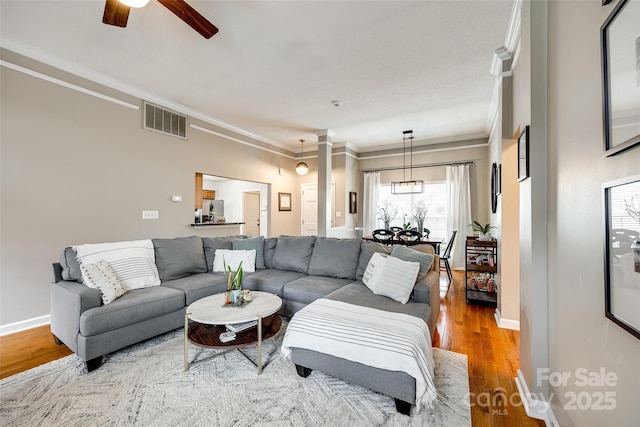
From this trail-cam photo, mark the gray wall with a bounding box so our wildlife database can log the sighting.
[0,51,301,326]
[517,1,640,425]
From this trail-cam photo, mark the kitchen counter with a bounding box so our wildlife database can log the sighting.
[190,222,245,227]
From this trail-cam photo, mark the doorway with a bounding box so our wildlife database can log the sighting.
[242,191,261,237]
[301,182,336,236]
[301,184,317,236]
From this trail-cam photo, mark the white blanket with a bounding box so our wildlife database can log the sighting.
[74,239,160,291]
[281,299,437,410]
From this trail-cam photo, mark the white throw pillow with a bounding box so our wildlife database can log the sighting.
[213,249,256,273]
[80,259,126,305]
[375,256,421,304]
[74,239,160,291]
[362,252,388,293]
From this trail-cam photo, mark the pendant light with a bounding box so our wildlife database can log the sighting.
[391,130,423,194]
[296,139,309,175]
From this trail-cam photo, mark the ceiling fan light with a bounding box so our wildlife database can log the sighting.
[119,0,150,8]
[296,162,309,176]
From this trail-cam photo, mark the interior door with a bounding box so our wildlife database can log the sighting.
[301,184,317,236]
[242,191,261,237]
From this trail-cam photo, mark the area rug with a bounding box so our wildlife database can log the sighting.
[0,327,470,426]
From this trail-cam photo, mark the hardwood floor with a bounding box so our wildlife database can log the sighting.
[434,271,544,427]
[0,270,543,426]
[0,323,72,379]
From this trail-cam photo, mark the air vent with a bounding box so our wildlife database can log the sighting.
[143,101,187,139]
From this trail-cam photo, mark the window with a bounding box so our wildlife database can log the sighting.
[377,181,447,238]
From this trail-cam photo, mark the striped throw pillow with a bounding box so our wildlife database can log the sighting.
[375,256,420,304]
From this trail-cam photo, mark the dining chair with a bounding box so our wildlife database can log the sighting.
[440,230,457,286]
[395,229,423,246]
[372,229,395,245]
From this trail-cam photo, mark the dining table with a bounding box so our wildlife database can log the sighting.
[362,235,444,255]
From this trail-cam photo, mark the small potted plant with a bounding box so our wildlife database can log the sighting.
[223,258,244,304]
[470,221,496,241]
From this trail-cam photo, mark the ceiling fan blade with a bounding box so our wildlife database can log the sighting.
[157,0,218,39]
[102,0,130,27]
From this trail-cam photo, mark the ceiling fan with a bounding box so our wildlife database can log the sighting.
[102,0,218,39]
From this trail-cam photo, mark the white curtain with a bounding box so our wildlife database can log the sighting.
[362,171,380,237]
[446,164,472,270]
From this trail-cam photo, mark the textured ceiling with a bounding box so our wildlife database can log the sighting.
[0,0,514,151]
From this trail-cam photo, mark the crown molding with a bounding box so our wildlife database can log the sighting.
[0,59,140,110]
[358,139,489,160]
[0,36,292,152]
[190,124,296,160]
[505,0,523,55]
[315,129,336,138]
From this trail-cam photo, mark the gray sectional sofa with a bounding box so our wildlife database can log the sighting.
[51,234,440,410]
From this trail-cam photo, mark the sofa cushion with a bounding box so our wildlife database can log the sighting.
[263,237,278,268]
[152,236,207,281]
[390,245,435,282]
[284,276,353,305]
[325,282,431,322]
[203,235,246,271]
[162,272,228,305]
[308,237,361,279]
[356,240,393,280]
[271,236,316,274]
[79,286,184,336]
[242,269,306,296]
[60,247,83,282]
[233,236,265,269]
[80,259,126,305]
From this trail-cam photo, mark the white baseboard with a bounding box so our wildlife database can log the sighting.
[494,309,520,330]
[515,369,559,427]
[0,314,50,336]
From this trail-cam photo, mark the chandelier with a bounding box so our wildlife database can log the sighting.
[391,130,424,194]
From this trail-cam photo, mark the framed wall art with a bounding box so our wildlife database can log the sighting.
[601,0,640,156]
[517,126,530,182]
[603,174,640,339]
[349,192,357,214]
[491,163,499,214]
[278,192,291,211]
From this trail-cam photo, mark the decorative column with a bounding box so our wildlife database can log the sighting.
[316,130,334,236]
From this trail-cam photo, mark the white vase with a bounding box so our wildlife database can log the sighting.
[478,233,491,241]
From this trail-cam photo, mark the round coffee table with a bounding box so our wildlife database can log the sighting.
[183,291,282,374]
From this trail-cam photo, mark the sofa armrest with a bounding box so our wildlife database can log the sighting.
[430,254,440,273]
[50,280,101,353]
[412,270,440,336]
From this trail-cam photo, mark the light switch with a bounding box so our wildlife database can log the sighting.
[171,195,183,203]
[142,210,159,219]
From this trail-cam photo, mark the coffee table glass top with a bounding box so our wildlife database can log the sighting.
[187,291,282,325]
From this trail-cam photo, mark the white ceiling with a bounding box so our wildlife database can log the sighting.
[0,0,514,152]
